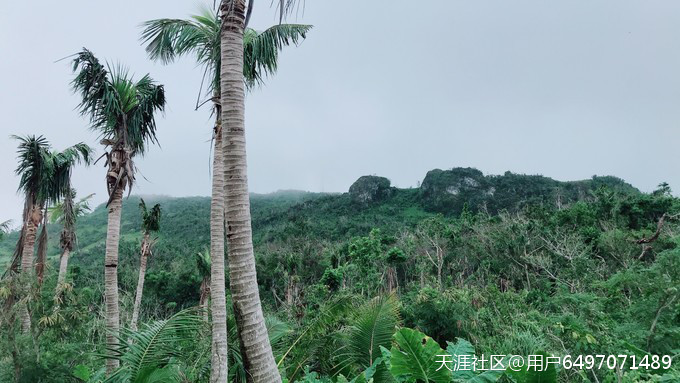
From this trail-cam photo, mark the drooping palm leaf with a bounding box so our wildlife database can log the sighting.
[105,308,205,383]
[243,23,312,89]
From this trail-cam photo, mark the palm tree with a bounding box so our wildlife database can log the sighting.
[70,49,166,374]
[12,135,91,331]
[130,199,161,332]
[0,220,10,241]
[141,10,309,383]
[195,248,212,321]
[218,1,306,380]
[49,191,94,292]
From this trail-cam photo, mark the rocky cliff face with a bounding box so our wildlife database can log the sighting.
[349,176,393,204]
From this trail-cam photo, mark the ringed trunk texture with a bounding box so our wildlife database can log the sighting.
[19,205,42,332]
[210,120,229,383]
[104,188,124,374]
[56,248,71,288]
[130,233,150,332]
[221,2,281,381]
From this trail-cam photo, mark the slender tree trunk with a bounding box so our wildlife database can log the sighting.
[35,214,48,287]
[104,188,124,374]
[20,204,41,332]
[221,2,281,381]
[56,248,71,288]
[210,119,229,383]
[130,233,150,332]
[200,277,211,322]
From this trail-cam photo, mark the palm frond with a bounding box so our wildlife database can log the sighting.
[71,49,165,156]
[243,23,312,88]
[12,135,53,203]
[107,308,205,382]
[141,8,220,97]
[140,199,162,233]
[333,295,400,379]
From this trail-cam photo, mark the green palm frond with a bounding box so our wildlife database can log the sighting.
[106,308,205,383]
[49,191,93,224]
[243,23,312,89]
[279,296,354,381]
[334,295,400,380]
[12,135,54,203]
[141,7,220,97]
[71,48,165,156]
[141,8,311,99]
[139,199,162,233]
[13,135,92,205]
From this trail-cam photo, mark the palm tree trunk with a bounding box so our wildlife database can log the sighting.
[130,233,150,332]
[210,119,229,383]
[19,204,42,332]
[221,2,281,381]
[56,248,71,288]
[104,187,124,374]
[200,277,211,322]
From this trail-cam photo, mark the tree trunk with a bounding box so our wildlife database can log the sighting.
[19,204,42,332]
[104,188,124,374]
[56,248,71,288]
[221,2,281,381]
[210,119,229,383]
[200,277,211,322]
[130,233,150,332]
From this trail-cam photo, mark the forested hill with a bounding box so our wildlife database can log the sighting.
[0,167,640,270]
[2,167,678,382]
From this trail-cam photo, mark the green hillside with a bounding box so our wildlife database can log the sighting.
[2,168,678,382]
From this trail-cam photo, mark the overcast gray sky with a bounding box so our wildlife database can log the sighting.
[1,1,679,224]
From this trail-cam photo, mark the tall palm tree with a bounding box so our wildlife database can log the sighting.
[219,0,305,380]
[141,10,309,383]
[70,49,166,374]
[130,199,161,332]
[49,191,94,292]
[12,135,91,332]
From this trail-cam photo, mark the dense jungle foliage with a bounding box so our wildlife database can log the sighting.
[1,168,679,382]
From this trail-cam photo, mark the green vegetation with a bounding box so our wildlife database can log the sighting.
[1,169,678,382]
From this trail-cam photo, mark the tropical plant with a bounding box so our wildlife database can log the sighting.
[0,220,10,241]
[334,295,400,382]
[103,307,206,383]
[130,199,161,331]
[386,328,451,383]
[71,49,166,374]
[49,191,94,292]
[11,135,91,332]
[141,7,310,382]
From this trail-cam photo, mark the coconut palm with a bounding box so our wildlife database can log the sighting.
[141,9,309,383]
[130,199,161,332]
[12,135,91,332]
[49,191,94,292]
[218,1,305,380]
[70,49,166,374]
